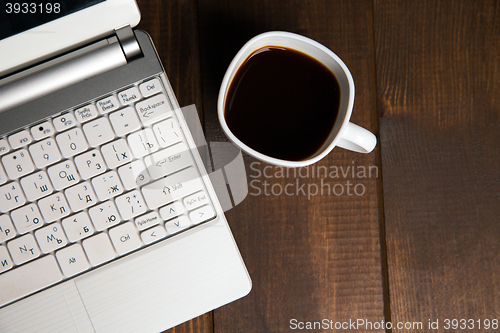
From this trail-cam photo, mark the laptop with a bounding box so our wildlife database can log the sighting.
[0,1,251,332]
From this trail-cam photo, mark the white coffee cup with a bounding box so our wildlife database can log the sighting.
[218,31,377,167]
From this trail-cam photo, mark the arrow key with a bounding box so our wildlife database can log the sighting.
[159,201,184,221]
[189,205,216,225]
[141,225,167,245]
[165,216,191,235]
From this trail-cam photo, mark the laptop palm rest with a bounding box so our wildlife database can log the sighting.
[0,218,251,333]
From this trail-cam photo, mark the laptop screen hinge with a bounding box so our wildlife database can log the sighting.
[115,25,143,61]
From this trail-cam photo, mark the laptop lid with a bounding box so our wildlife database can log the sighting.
[0,0,141,78]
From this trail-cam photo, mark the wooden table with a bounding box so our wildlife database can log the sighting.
[136,1,500,332]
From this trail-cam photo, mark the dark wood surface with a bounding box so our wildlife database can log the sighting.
[375,1,500,332]
[136,0,500,332]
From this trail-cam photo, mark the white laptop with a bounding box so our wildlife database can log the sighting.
[0,1,251,332]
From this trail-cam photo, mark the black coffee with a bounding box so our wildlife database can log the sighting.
[224,46,341,161]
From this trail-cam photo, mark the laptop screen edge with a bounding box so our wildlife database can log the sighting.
[0,0,141,78]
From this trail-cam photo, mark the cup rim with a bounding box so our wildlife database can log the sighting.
[217,31,355,167]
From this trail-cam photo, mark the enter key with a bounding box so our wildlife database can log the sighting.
[144,142,193,179]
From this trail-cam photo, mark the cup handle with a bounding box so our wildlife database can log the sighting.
[336,122,377,153]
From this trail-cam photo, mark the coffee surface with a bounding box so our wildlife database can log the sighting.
[224,46,341,161]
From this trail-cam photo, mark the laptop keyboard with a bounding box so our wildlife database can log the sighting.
[0,76,216,307]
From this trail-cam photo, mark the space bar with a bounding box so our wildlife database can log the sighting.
[0,255,63,307]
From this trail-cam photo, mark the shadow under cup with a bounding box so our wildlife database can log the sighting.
[218,32,355,167]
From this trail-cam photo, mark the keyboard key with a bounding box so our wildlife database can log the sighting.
[28,138,62,168]
[144,142,193,180]
[38,193,71,223]
[101,139,133,169]
[115,190,147,220]
[56,128,88,158]
[183,191,209,211]
[7,234,40,265]
[117,160,150,190]
[109,107,141,137]
[74,104,98,123]
[8,130,32,149]
[117,86,141,106]
[11,204,44,235]
[88,201,121,231]
[53,113,77,132]
[134,211,160,231]
[0,215,16,243]
[0,139,11,156]
[159,201,184,221]
[0,76,217,308]
[96,95,120,114]
[0,246,13,273]
[82,233,116,266]
[140,225,167,245]
[2,149,34,180]
[0,182,26,213]
[56,244,90,277]
[109,222,142,255]
[47,160,80,190]
[31,121,55,140]
[62,212,95,242]
[153,118,182,148]
[74,149,107,179]
[189,205,216,225]
[142,167,204,209]
[20,171,53,201]
[34,223,68,254]
[64,182,97,212]
[165,216,191,235]
[127,128,159,158]
[135,94,172,126]
[139,78,161,97]
[0,255,62,307]
[91,171,124,201]
[0,163,7,185]
[82,117,115,147]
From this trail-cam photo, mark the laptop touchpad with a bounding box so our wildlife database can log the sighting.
[75,225,250,333]
[0,281,94,333]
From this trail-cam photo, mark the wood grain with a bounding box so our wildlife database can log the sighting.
[374,0,500,331]
[196,0,386,332]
